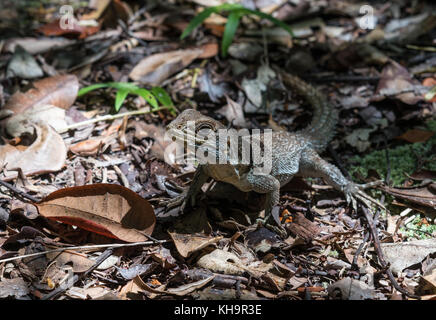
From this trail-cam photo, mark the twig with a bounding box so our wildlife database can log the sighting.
[61,106,170,132]
[352,231,370,270]
[353,205,382,270]
[361,206,420,299]
[0,179,38,202]
[0,240,168,264]
[305,75,380,83]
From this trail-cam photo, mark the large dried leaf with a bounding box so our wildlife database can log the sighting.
[46,251,94,273]
[129,44,217,86]
[5,104,68,136]
[381,238,436,274]
[3,37,75,55]
[129,49,202,85]
[0,123,67,181]
[169,231,223,258]
[328,278,375,300]
[381,185,436,209]
[4,75,79,115]
[37,19,99,39]
[374,61,421,105]
[35,184,156,242]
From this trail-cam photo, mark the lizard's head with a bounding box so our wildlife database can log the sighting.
[166,109,225,147]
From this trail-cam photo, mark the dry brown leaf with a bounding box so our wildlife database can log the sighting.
[397,129,435,143]
[169,231,223,258]
[69,139,103,156]
[69,119,122,156]
[197,43,219,58]
[217,95,246,127]
[37,19,100,39]
[419,268,436,295]
[0,123,67,181]
[381,185,436,209]
[381,238,436,274]
[5,104,68,136]
[3,75,79,115]
[35,183,156,242]
[374,61,421,105]
[136,274,215,297]
[119,277,147,300]
[129,49,202,85]
[129,44,217,85]
[3,37,75,55]
[46,251,94,273]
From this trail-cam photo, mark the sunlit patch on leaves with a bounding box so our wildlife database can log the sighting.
[424,85,436,102]
[78,82,176,114]
[181,4,293,57]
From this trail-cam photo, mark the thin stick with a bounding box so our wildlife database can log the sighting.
[0,240,169,264]
[60,106,170,132]
[361,206,420,299]
[0,179,38,202]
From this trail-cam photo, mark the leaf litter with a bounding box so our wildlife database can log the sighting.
[0,0,435,301]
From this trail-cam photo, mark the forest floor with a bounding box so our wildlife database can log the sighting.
[0,0,435,300]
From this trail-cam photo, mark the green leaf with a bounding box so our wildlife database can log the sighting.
[181,7,217,39]
[133,88,159,109]
[151,87,173,107]
[180,3,245,39]
[221,11,241,57]
[114,89,129,112]
[77,83,110,96]
[107,82,140,91]
[239,8,294,37]
[78,81,174,114]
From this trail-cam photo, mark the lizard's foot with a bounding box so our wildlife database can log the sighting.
[344,180,385,211]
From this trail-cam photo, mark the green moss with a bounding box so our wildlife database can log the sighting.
[400,216,436,240]
[349,120,436,186]
[328,250,339,258]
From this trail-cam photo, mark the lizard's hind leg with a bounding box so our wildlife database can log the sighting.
[299,148,385,211]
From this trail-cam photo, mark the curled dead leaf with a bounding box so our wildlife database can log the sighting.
[129,44,217,85]
[3,75,79,115]
[35,184,156,242]
[0,123,67,181]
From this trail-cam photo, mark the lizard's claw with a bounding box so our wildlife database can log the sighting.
[344,180,385,211]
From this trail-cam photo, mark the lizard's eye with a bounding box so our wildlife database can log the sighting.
[196,123,213,132]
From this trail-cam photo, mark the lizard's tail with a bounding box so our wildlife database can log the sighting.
[279,71,338,152]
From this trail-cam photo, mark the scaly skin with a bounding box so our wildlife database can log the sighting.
[164,70,384,225]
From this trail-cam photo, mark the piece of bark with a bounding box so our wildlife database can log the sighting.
[286,212,320,241]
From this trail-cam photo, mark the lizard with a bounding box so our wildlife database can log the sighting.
[164,69,384,227]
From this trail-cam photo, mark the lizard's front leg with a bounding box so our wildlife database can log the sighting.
[163,165,209,212]
[299,148,384,210]
[241,170,281,224]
